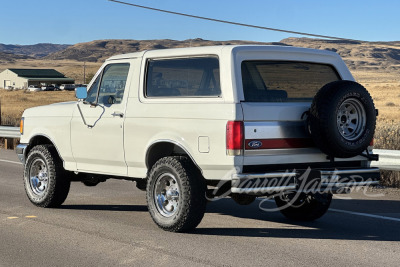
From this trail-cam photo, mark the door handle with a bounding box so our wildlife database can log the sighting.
[111,111,124,118]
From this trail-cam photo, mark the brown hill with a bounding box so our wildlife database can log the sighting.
[2,38,399,75]
[0,43,70,58]
[0,51,31,63]
[280,38,400,72]
[44,38,284,62]
[43,38,400,74]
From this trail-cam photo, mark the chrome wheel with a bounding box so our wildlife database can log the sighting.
[154,173,180,217]
[24,145,70,208]
[336,98,366,141]
[29,158,48,196]
[147,157,207,232]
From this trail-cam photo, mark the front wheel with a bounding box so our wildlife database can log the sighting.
[274,192,332,221]
[23,145,70,208]
[146,156,207,232]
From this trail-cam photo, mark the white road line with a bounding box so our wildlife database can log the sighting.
[0,159,22,165]
[329,208,400,223]
[261,198,400,223]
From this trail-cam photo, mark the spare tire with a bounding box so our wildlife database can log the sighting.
[309,80,376,158]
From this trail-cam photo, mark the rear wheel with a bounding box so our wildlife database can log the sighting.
[274,192,332,221]
[23,145,70,208]
[146,156,207,232]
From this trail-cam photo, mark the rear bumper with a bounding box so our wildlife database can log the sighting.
[231,167,380,195]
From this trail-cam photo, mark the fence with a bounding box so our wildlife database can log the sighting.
[371,149,400,171]
[0,126,20,138]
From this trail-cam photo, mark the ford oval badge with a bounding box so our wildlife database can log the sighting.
[248,140,263,149]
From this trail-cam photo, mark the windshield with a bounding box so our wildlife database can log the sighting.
[241,61,341,102]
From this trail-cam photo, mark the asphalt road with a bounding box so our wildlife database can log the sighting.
[0,149,399,267]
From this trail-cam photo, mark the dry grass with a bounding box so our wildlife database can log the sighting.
[353,73,400,187]
[0,60,99,126]
[373,118,400,187]
[380,170,400,188]
[0,89,76,125]
[374,117,400,150]
[356,81,400,151]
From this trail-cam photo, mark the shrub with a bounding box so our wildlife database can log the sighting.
[374,119,400,150]
[380,170,400,188]
[385,102,396,107]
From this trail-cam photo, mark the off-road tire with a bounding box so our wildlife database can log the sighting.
[275,192,332,221]
[23,145,70,208]
[146,156,207,232]
[309,80,376,158]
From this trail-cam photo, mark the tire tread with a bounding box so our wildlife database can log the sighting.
[24,144,70,208]
[146,156,207,232]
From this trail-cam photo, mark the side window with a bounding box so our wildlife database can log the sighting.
[85,75,101,103]
[98,63,130,104]
[146,57,220,97]
[86,63,130,105]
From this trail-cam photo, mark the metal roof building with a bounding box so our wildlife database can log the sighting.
[0,68,74,89]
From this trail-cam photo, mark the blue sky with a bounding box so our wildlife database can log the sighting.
[1,0,398,45]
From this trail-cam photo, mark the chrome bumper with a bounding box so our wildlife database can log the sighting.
[231,168,380,195]
[16,144,28,164]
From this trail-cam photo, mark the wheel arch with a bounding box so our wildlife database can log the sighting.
[26,134,64,163]
[145,140,202,174]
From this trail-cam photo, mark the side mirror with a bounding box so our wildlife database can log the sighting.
[75,87,88,100]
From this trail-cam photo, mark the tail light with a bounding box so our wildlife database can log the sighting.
[369,138,374,147]
[226,121,243,156]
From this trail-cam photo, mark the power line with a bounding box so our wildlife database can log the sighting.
[108,0,363,42]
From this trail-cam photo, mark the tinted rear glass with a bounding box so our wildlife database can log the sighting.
[241,61,341,102]
[146,57,220,97]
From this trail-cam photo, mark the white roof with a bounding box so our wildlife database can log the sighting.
[106,45,338,61]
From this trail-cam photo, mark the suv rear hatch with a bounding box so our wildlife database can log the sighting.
[230,59,379,194]
[240,60,348,166]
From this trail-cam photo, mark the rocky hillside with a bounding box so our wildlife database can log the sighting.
[0,43,70,58]
[43,38,279,62]
[281,38,400,72]
[1,38,400,73]
[44,38,400,73]
[0,51,32,64]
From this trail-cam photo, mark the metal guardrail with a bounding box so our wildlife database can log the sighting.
[372,149,400,171]
[0,127,398,171]
[0,126,20,138]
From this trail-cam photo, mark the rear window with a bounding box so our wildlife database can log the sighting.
[241,61,341,102]
[146,57,220,97]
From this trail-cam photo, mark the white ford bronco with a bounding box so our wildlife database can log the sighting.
[17,45,380,232]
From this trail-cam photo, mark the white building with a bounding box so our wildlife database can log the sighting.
[0,69,74,89]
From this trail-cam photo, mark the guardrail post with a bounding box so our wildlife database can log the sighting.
[4,138,11,149]
[3,138,18,150]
